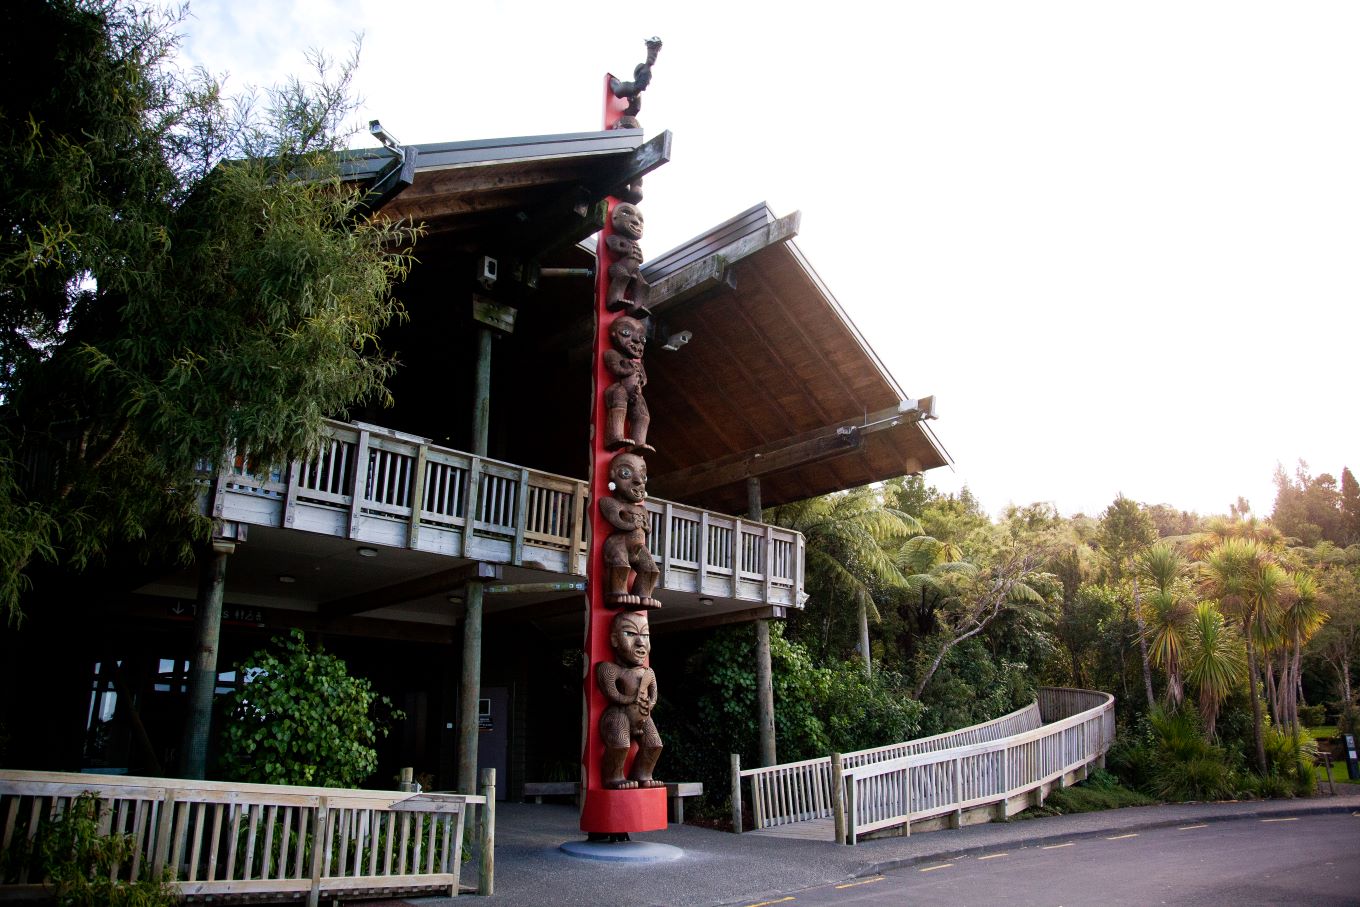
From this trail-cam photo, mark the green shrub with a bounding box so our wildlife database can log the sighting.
[1299,703,1327,728]
[216,630,401,788]
[1338,702,1360,739]
[34,793,177,906]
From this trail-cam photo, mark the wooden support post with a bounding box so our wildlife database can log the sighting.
[306,798,329,907]
[180,540,231,779]
[472,327,493,457]
[457,580,486,794]
[730,754,743,834]
[830,753,846,846]
[755,620,776,767]
[478,768,496,896]
[750,476,777,767]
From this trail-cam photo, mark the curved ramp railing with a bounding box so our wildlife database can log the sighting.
[730,687,1114,841]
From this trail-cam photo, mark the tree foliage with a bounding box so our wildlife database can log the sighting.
[0,0,417,622]
[216,631,400,788]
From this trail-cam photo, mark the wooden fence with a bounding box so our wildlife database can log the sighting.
[0,770,496,903]
[731,687,1114,841]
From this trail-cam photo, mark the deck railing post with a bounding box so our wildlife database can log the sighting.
[478,768,496,896]
[730,754,743,834]
[830,753,846,845]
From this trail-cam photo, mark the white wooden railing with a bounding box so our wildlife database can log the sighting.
[734,700,1043,831]
[208,419,805,608]
[0,770,494,903]
[732,687,1114,842]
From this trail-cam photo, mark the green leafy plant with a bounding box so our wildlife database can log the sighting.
[33,793,176,906]
[216,631,402,788]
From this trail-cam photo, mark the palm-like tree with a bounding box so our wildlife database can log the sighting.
[1137,543,1193,707]
[1199,537,1286,771]
[767,486,922,674]
[1184,601,1247,738]
[1273,570,1325,733]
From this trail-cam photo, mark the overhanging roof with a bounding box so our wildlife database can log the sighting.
[640,203,950,513]
[344,128,670,255]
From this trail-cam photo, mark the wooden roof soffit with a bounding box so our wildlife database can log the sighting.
[647,210,801,315]
[319,561,503,619]
[513,131,673,259]
[654,605,789,634]
[650,398,937,501]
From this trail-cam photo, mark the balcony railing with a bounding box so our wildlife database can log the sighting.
[207,420,805,609]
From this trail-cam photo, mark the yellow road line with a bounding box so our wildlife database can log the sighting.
[835,877,885,890]
[919,863,954,873]
[1106,833,1138,840]
[976,852,1009,860]
[743,898,794,907]
[1260,817,1299,823]
[1178,824,1208,830]
[1042,842,1075,850]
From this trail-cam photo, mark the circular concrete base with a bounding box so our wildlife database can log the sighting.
[559,840,684,863]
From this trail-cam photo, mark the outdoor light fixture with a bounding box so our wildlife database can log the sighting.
[356,547,379,558]
[446,592,464,604]
[369,119,402,153]
[661,330,692,352]
[898,395,937,421]
[698,596,714,606]
[276,574,297,584]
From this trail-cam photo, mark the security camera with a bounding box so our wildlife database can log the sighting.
[661,330,692,351]
[478,256,498,289]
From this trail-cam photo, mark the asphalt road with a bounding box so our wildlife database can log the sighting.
[759,812,1360,907]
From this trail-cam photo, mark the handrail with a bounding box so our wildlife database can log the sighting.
[209,419,806,609]
[840,688,1114,843]
[0,770,494,903]
[736,700,1043,830]
[732,687,1114,837]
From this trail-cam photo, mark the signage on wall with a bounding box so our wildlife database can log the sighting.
[478,698,493,732]
[166,602,267,627]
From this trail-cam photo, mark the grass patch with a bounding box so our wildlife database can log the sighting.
[1307,725,1338,741]
[1008,769,1155,820]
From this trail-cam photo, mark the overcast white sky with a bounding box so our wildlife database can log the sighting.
[178,0,1358,520]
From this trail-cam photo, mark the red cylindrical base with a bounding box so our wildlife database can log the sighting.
[579,787,667,835]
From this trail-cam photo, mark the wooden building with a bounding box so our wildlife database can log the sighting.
[0,125,948,796]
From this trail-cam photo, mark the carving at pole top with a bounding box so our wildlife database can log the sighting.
[597,610,663,789]
[610,38,660,204]
[610,37,662,119]
[600,451,661,610]
[605,203,650,318]
[604,315,653,454]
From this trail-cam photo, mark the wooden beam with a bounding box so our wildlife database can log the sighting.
[318,562,502,618]
[650,403,925,502]
[646,211,801,314]
[651,428,862,501]
[591,130,672,199]
[654,605,788,635]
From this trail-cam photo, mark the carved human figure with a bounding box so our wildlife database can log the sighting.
[603,315,653,453]
[599,452,660,609]
[597,610,663,789]
[605,203,650,318]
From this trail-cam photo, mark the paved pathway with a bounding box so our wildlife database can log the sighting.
[356,792,1360,907]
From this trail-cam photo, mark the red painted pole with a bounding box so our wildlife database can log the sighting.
[579,74,667,835]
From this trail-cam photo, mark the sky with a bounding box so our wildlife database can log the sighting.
[177,0,1358,520]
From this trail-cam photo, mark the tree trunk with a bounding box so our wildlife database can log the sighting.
[180,543,229,779]
[1133,577,1155,707]
[1245,628,1268,774]
[1264,660,1280,725]
[857,594,871,677]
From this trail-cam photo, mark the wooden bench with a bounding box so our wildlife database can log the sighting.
[521,781,703,822]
